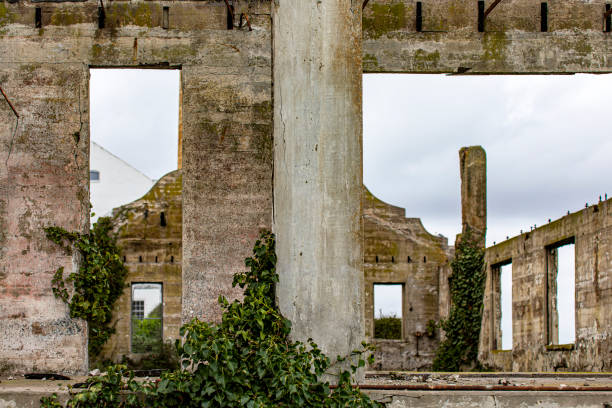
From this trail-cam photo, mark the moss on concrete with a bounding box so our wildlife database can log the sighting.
[482,31,508,65]
[106,3,156,28]
[414,49,440,70]
[49,9,87,26]
[0,2,15,28]
[363,3,406,40]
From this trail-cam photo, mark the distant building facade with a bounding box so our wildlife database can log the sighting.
[90,142,155,222]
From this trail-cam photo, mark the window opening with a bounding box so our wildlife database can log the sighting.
[131,283,162,353]
[547,239,576,345]
[89,69,180,222]
[373,284,403,339]
[500,262,513,350]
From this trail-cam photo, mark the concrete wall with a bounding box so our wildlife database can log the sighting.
[272,0,364,377]
[363,186,452,370]
[363,0,612,74]
[480,199,612,372]
[100,170,182,363]
[458,146,486,246]
[3,0,612,375]
[0,0,272,374]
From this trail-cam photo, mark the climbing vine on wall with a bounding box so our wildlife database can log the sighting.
[44,217,128,357]
[41,231,383,408]
[432,229,486,372]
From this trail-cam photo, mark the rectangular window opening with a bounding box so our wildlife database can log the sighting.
[373,283,403,340]
[89,68,181,221]
[500,262,513,350]
[546,239,576,345]
[131,283,163,353]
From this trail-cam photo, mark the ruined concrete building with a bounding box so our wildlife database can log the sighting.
[100,170,182,362]
[480,198,612,372]
[363,186,453,370]
[2,0,612,377]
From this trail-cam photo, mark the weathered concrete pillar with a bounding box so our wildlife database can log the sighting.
[459,146,487,246]
[272,0,364,377]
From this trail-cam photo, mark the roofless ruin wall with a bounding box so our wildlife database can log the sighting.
[0,0,272,374]
[1,0,612,374]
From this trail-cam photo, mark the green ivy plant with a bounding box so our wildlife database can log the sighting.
[44,217,128,357]
[432,229,486,371]
[42,231,383,408]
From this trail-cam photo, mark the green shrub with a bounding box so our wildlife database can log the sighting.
[42,232,383,408]
[373,316,401,339]
[44,217,129,357]
[432,229,486,371]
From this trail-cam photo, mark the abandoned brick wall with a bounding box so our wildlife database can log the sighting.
[480,200,612,372]
[0,0,272,374]
[363,0,612,74]
[363,186,452,371]
[99,170,182,363]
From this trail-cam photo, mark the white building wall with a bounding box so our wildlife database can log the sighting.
[90,142,155,222]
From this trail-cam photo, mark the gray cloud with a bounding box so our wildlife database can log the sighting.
[364,73,612,246]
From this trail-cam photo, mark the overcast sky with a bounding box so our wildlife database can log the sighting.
[366,74,607,345]
[91,70,605,347]
[90,69,180,180]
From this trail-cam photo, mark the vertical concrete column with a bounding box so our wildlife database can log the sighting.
[272,0,364,377]
[459,146,487,246]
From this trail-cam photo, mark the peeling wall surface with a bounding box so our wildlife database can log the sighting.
[2,0,612,375]
[0,0,272,374]
[480,201,612,372]
[100,170,182,363]
[363,186,452,370]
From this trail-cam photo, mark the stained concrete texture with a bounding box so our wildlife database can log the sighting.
[458,146,486,246]
[272,0,364,379]
[3,0,612,377]
[0,0,272,374]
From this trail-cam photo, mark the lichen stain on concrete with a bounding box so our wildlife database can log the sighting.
[363,3,406,40]
[482,32,508,66]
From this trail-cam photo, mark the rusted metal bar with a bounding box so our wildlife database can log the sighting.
[484,0,506,17]
[240,13,252,31]
[331,384,612,392]
[362,0,370,10]
[223,0,234,29]
[0,86,19,118]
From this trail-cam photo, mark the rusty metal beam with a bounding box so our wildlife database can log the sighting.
[0,86,19,118]
[223,0,234,29]
[239,13,252,31]
[484,0,506,17]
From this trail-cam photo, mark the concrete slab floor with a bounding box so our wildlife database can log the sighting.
[0,372,611,407]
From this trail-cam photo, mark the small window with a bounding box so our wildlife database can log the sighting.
[547,240,576,345]
[131,283,162,353]
[90,170,100,182]
[373,284,403,339]
[500,263,513,350]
